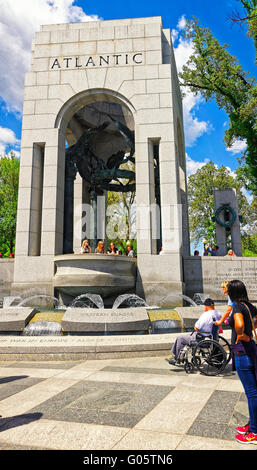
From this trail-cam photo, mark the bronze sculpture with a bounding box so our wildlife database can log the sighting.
[63,116,135,253]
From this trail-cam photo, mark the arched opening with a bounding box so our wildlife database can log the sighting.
[55,89,136,257]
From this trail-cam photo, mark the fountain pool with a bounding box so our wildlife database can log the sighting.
[0,292,192,336]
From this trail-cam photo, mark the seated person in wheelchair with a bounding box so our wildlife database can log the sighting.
[167,298,222,365]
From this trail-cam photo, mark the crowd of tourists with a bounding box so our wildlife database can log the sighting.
[194,243,237,257]
[80,239,135,257]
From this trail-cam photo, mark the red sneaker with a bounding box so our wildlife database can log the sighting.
[236,432,257,444]
[236,423,250,435]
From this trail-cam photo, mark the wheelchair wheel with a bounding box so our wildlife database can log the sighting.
[184,362,194,374]
[192,356,201,367]
[218,335,231,365]
[193,339,227,376]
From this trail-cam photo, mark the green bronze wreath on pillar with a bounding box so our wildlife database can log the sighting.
[215,205,237,228]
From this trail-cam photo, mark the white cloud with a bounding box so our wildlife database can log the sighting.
[242,187,253,204]
[186,153,210,176]
[225,160,253,203]
[173,37,194,74]
[0,0,99,113]
[182,92,211,146]
[226,166,236,178]
[172,17,211,147]
[171,28,179,43]
[226,139,247,155]
[177,15,187,31]
[0,127,18,145]
[0,126,20,156]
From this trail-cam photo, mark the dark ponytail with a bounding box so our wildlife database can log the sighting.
[227,280,249,303]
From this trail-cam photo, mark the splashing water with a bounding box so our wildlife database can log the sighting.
[17,295,60,308]
[3,296,22,308]
[150,319,182,334]
[192,293,209,305]
[2,289,205,336]
[69,293,104,309]
[22,321,62,336]
[157,293,197,307]
[178,294,197,306]
[112,294,148,309]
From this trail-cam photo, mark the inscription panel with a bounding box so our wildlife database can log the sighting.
[50,53,144,69]
[184,258,257,301]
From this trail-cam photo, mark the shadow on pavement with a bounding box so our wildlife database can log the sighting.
[0,413,43,432]
[0,376,28,384]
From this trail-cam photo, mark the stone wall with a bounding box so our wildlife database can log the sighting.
[0,260,14,301]
[3,256,257,306]
[183,256,257,302]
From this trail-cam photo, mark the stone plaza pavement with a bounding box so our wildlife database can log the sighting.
[0,353,255,451]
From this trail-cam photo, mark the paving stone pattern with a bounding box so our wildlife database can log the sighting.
[0,376,44,401]
[0,357,253,450]
[188,390,247,441]
[28,381,174,428]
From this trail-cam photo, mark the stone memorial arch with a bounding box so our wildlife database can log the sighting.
[12,16,190,306]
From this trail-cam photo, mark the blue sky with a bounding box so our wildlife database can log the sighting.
[0,0,255,178]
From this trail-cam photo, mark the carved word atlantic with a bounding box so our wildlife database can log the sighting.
[51,53,144,69]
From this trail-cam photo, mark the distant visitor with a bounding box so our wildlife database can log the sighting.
[81,239,92,254]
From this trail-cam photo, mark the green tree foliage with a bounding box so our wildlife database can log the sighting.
[242,195,257,234]
[179,11,257,194]
[188,161,250,247]
[106,158,136,247]
[232,1,257,59]
[240,194,257,255]
[0,153,20,256]
[242,234,257,256]
[245,0,257,54]
[106,190,136,250]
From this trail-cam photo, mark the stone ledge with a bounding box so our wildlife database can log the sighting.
[0,305,232,360]
[0,329,231,361]
[0,308,39,331]
[61,307,150,332]
[0,332,173,360]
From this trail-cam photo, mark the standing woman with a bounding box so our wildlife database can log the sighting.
[227,280,257,444]
[215,281,236,328]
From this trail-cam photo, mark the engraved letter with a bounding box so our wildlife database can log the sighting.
[113,54,122,65]
[85,56,96,67]
[63,57,73,68]
[99,55,110,66]
[133,53,143,64]
[51,58,61,69]
[75,57,82,68]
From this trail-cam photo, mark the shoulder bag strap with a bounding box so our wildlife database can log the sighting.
[241,303,257,343]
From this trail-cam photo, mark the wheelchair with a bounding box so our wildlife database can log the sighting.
[172,329,231,376]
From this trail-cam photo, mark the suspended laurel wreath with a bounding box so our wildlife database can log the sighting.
[215,205,237,228]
